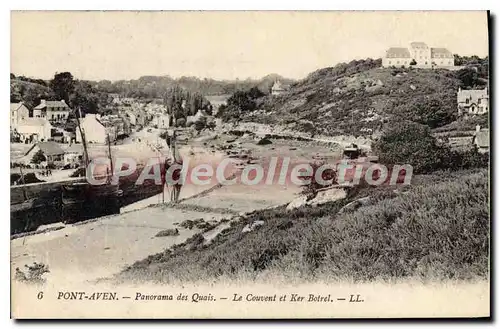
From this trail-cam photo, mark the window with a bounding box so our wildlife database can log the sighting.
[388,61,391,65]
[397,61,400,64]
[425,62,428,65]
[466,99,469,104]
[478,99,481,104]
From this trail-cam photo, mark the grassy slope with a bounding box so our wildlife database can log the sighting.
[119,169,489,284]
[244,60,461,136]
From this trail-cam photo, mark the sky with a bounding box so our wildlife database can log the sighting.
[11,11,489,81]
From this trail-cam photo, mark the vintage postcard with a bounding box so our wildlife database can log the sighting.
[10,11,490,319]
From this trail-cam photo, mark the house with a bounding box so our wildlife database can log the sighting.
[271,80,289,96]
[33,99,70,123]
[153,113,171,128]
[23,141,65,167]
[63,144,84,168]
[382,42,455,69]
[186,110,206,126]
[16,118,52,143]
[10,102,30,129]
[76,114,110,144]
[473,125,489,154]
[457,87,489,115]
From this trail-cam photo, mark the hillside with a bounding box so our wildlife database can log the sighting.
[119,169,488,284]
[228,58,481,137]
[10,78,55,108]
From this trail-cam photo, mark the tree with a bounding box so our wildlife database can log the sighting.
[395,95,455,128]
[372,120,449,174]
[31,150,46,164]
[456,68,486,89]
[69,81,100,114]
[49,72,75,103]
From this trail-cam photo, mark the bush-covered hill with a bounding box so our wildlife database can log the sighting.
[10,78,55,108]
[119,169,488,284]
[222,58,488,137]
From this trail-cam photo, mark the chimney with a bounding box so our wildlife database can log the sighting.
[61,99,66,104]
[40,99,46,105]
[476,125,481,133]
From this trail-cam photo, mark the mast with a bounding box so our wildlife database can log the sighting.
[107,133,114,180]
[76,107,90,168]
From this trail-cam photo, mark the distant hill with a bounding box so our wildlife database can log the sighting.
[230,58,488,137]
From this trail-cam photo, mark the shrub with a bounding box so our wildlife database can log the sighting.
[373,120,448,173]
[175,118,186,127]
[15,262,50,285]
[31,150,46,164]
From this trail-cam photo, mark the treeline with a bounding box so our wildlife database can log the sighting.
[11,72,111,115]
[89,74,295,99]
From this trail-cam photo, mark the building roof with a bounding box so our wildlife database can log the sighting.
[64,144,84,154]
[18,118,51,127]
[34,100,69,110]
[385,47,411,58]
[410,42,428,49]
[25,141,65,156]
[431,48,453,58]
[475,130,489,148]
[457,88,489,104]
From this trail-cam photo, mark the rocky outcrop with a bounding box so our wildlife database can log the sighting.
[287,187,347,210]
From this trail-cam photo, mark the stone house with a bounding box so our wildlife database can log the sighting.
[23,141,65,167]
[33,99,70,123]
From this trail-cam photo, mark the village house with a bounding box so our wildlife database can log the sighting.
[22,141,65,167]
[33,99,70,123]
[186,109,207,126]
[10,102,30,129]
[63,144,84,168]
[16,118,53,143]
[271,80,290,96]
[382,42,455,69]
[76,114,113,144]
[153,113,171,129]
[124,110,137,126]
[457,87,489,116]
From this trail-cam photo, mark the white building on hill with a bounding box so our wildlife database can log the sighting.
[10,102,30,129]
[457,87,489,116]
[271,80,289,96]
[382,42,455,69]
